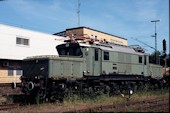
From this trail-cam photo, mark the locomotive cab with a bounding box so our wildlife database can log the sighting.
[57,43,83,57]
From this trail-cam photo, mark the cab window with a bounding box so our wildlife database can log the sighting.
[95,49,99,61]
[139,56,142,63]
[104,51,109,60]
[57,43,83,57]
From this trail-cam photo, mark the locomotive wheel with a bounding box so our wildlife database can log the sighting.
[88,87,94,97]
[83,87,95,97]
[110,83,120,95]
[82,87,88,96]
[104,85,111,95]
[119,82,133,96]
[35,90,46,104]
[48,92,64,103]
[136,82,144,90]
[64,87,74,98]
[82,87,94,97]
[143,82,154,91]
[48,83,66,102]
[129,83,137,92]
[94,85,104,95]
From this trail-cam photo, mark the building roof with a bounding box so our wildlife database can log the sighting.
[53,26,127,40]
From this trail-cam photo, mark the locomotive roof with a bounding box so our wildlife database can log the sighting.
[26,42,147,60]
[79,42,147,56]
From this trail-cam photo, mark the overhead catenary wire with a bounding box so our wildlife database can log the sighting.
[131,37,155,50]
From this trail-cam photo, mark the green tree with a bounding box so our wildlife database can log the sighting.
[149,51,161,64]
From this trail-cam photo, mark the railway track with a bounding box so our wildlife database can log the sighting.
[0,104,19,111]
[0,93,168,112]
[70,97,169,112]
[0,83,12,87]
[135,98,169,112]
[0,83,21,95]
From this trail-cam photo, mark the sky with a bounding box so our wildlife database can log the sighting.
[0,0,169,54]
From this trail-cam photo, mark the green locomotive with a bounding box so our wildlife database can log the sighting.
[13,41,165,102]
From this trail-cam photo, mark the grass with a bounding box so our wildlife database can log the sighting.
[62,88,169,111]
[9,88,169,112]
[133,87,169,98]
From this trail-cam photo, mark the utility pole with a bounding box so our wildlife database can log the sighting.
[163,39,167,67]
[77,0,81,27]
[151,20,160,64]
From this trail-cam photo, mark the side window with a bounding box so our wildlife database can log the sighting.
[16,37,29,46]
[104,51,109,60]
[95,49,98,61]
[139,56,142,63]
[8,69,14,76]
[23,39,29,45]
[144,56,147,65]
[16,38,21,44]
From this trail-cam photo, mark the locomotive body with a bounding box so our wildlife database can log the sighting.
[13,42,164,102]
[23,57,86,79]
[56,42,162,78]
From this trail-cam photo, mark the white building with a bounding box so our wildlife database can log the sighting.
[0,24,64,83]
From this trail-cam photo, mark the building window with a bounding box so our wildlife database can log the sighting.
[95,49,98,61]
[16,38,21,44]
[139,56,142,63]
[8,69,14,76]
[16,70,22,76]
[104,51,109,60]
[16,37,29,46]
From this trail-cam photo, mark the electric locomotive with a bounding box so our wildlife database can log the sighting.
[12,40,165,102]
